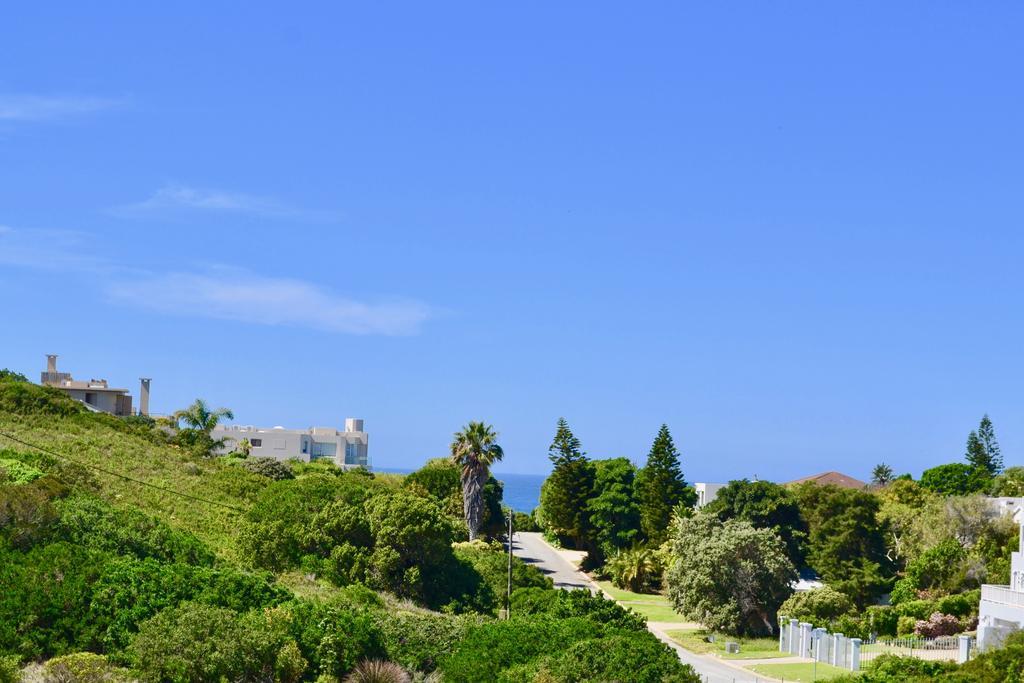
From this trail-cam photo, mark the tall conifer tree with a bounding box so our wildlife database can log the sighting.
[539,418,595,548]
[635,424,696,544]
[968,414,1002,476]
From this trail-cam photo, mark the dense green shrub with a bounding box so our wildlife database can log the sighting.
[0,457,44,484]
[0,655,18,683]
[440,615,693,683]
[919,463,990,496]
[532,632,700,683]
[439,616,603,682]
[831,654,957,682]
[778,586,855,627]
[0,541,106,659]
[241,456,296,481]
[88,556,289,652]
[277,600,386,679]
[0,379,84,417]
[43,652,131,682]
[374,610,478,673]
[864,605,899,637]
[0,474,66,548]
[510,587,646,631]
[511,510,539,532]
[128,603,275,682]
[53,495,215,565]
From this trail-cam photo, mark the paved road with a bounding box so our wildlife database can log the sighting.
[511,531,779,683]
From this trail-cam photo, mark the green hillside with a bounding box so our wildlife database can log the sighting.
[0,379,264,560]
[0,376,699,682]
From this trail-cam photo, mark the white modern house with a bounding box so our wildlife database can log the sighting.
[211,419,369,470]
[695,482,725,508]
[978,519,1024,650]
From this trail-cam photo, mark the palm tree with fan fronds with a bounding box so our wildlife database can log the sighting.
[450,421,504,540]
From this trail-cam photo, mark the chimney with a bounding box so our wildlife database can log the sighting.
[46,355,58,373]
[139,378,151,416]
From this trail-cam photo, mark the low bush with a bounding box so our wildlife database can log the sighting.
[0,458,44,484]
[897,615,918,636]
[43,652,131,683]
[0,655,18,683]
[914,612,962,637]
[831,654,957,682]
[375,610,477,673]
[778,586,855,627]
[532,632,700,683]
[241,456,296,481]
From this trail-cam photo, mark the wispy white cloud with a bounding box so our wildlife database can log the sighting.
[0,94,121,122]
[104,268,431,336]
[111,184,339,221]
[0,225,431,336]
[0,226,109,272]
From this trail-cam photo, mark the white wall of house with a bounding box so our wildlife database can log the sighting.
[211,422,369,470]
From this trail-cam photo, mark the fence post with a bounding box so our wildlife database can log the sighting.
[779,616,787,652]
[789,618,799,654]
[958,635,971,664]
[832,633,845,667]
[799,622,813,658]
[850,638,861,671]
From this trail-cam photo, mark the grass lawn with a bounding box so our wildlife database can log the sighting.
[748,662,853,681]
[666,628,790,660]
[596,581,667,603]
[595,581,692,623]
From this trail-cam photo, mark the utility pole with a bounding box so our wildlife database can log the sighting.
[506,508,514,619]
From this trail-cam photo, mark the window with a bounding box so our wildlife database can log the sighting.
[310,441,336,459]
[301,439,308,454]
[250,438,262,447]
[345,442,360,465]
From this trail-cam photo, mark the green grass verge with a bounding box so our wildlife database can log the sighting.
[748,662,854,681]
[666,628,791,660]
[595,581,667,603]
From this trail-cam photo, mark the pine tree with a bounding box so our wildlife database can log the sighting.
[635,424,696,544]
[871,463,894,486]
[977,415,1003,475]
[966,415,1002,476]
[538,418,595,548]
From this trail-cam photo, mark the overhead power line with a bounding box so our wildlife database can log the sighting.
[0,429,250,514]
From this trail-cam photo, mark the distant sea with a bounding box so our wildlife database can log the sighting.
[376,467,546,513]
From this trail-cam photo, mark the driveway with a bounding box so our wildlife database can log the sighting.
[511,531,780,683]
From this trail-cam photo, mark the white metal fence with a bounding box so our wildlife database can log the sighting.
[779,616,976,671]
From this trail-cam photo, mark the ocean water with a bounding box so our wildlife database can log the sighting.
[494,472,546,513]
[376,467,545,513]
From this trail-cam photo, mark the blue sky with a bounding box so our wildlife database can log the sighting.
[2,3,1023,478]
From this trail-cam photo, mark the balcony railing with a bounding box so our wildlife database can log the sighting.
[981,584,1024,607]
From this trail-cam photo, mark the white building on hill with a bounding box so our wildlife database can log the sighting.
[978,519,1024,650]
[212,419,369,470]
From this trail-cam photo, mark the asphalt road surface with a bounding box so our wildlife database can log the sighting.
[510,531,780,683]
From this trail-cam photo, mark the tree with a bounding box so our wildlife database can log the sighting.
[920,463,990,496]
[992,466,1024,496]
[449,422,504,540]
[172,398,234,432]
[171,399,234,457]
[778,586,855,627]
[635,425,696,544]
[871,464,895,487]
[665,515,796,636]
[605,545,664,593]
[538,419,595,549]
[587,458,642,559]
[704,479,807,568]
[968,414,1003,476]
[791,483,894,607]
[0,369,28,382]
